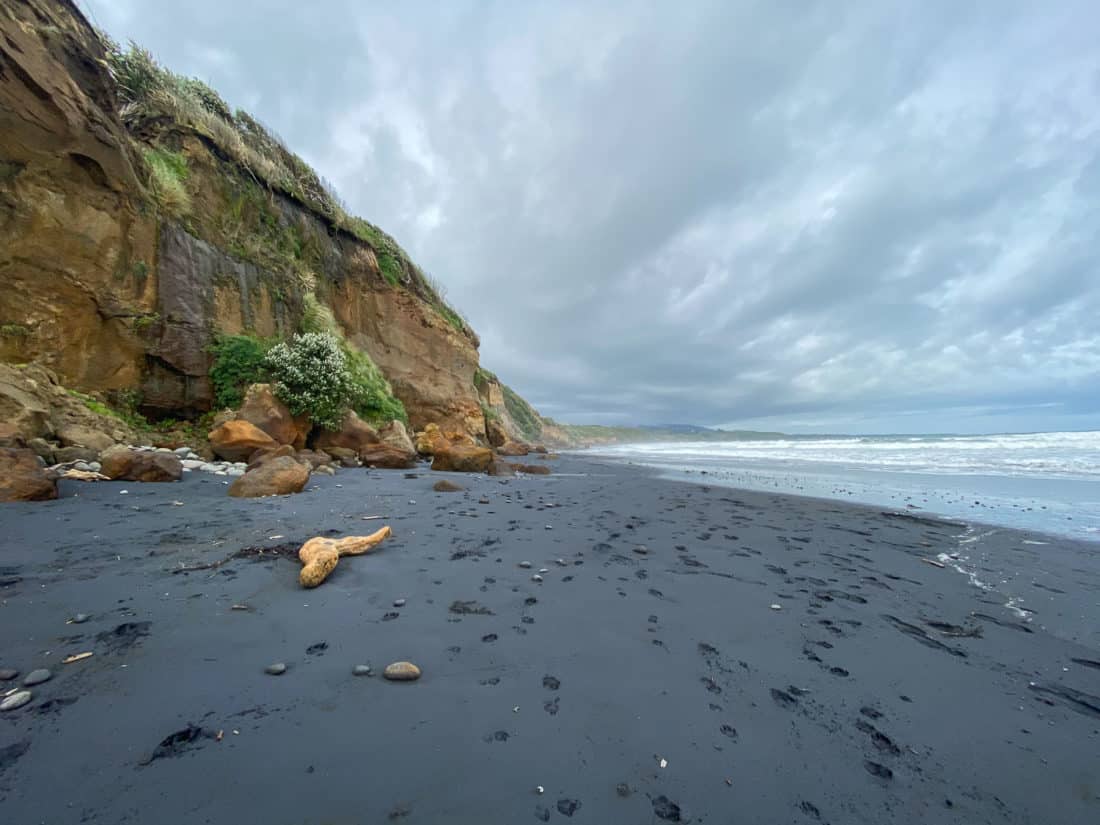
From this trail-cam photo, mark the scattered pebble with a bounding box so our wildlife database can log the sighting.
[70,613,89,624]
[23,668,51,687]
[1,690,33,712]
[536,785,545,795]
[519,561,532,569]
[770,604,783,610]
[265,663,287,676]
[383,661,421,681]
[531,574,543,583]
[538,568,549,574]
[352,665,372,677]
[0,669,18,681]
[393,598,407,607]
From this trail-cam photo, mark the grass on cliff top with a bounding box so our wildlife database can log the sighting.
[101,37,475,341]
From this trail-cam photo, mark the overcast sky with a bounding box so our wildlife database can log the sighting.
[82,0,1099,434]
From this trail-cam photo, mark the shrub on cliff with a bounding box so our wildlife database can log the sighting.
[209,335,271,409]
[300,294,407,425]
[263,332,354,430]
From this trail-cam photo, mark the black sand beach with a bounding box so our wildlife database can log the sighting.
[1,455,1098,824]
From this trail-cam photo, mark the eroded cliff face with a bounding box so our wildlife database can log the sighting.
[0,0,158,395]
[0,0,487,438]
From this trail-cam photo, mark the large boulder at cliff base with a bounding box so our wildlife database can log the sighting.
[312,411,380,453]
[54,445,100,464]
[228,455,310,498]
[431,444,493,473]
[99,446,182,482]
[236,384,310,448]
[321,446,360,467]
[488,459,517,477]
[378,420,416,455]
[296,449,335,469]
[0,447,59,502]
[56,424,115,453]
[208,420,278,462]
[496,441,531,456]
[358,443,417,469]
[246,444,296,470]
[415,423,447,455]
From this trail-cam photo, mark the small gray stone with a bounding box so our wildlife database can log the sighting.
[265,663,287,676]
[23,668,51,686]
[0,668,18,681]
[393,598,407,608]
[352,665,372,677]
[173,447,191,456]
[181,460,205,470]
[0,690,33,712]
[88,462,102,473]
[518,561,532,569]
[73,461,92,472]
[531,574,544,583]
[226,467,245,477]
[71,613,89,624]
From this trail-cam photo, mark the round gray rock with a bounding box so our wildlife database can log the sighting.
[0,668,18,681]
[71,613,89,624]
[23,668,51,686]
[393,598,407,608]
[0,690,32,712]
[265,663,287,676]
[352,665,372,677]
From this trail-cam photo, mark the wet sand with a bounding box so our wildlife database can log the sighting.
[1,455,1098,824]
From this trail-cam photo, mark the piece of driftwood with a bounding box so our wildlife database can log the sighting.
[298,526,392,588]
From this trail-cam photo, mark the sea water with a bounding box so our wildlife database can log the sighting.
[588,431,1100,540]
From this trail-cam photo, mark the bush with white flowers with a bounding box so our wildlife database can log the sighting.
[263,332,354,429]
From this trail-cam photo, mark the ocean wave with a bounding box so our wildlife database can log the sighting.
[593,431,1100,481]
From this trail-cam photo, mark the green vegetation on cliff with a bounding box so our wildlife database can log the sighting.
[299,295,407,425]
[100,38,473,339]
[502,383,543,441]
[142,147,190,216]
[208,334,271,409]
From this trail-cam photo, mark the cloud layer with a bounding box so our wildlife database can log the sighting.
[84,0,1100,432]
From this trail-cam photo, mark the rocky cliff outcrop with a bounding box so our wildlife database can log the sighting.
[0,0,503,441]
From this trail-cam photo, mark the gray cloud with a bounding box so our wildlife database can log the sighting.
[83,0,1100,433]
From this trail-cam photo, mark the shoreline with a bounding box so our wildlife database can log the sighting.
[2,454,1099,823]
[578,447,1100,543]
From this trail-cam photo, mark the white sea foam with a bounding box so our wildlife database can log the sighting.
[596,430,1100,480]
[586,430,1100,540]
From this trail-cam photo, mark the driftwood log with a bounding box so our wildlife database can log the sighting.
[298,526,392,587]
